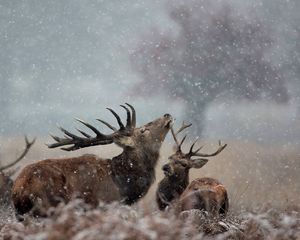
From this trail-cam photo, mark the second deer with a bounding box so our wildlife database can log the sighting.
[156,123,228,216]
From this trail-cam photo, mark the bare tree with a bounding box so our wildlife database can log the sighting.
[131,0,289,134]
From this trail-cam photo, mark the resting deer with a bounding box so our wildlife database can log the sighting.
[156,123,228,216]
[12,104,173,218]
[0,136,35,206]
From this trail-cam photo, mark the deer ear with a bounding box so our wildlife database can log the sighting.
[117,136,135,147]
[191,158,208,169]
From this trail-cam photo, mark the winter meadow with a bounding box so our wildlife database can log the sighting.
[1,1,300,239]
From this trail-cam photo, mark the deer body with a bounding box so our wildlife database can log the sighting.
[12,155,119,216]
[156,168,189,210]
[178,178,229,216]
[12,104,172,217]
[156,123,228,216]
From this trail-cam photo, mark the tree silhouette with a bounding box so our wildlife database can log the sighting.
[131,1,289,135]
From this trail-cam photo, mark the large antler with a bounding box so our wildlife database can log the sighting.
[47,103,136,151]
[0,136,36,171]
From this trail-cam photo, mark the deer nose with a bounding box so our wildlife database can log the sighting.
[162,164,171,172]
[164,113,171,118]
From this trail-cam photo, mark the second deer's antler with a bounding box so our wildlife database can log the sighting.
[171,121,192,152]
[188,140,227,158]
[0,136,36,172]
[170,122,227,158]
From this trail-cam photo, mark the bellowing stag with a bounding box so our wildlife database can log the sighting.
[12,104,173,218]
[156,123,228,216]
[0,136,35,207]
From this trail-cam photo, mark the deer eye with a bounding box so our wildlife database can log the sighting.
[175,160,187,167]
[180,162,188,167]
[141,128,150,134]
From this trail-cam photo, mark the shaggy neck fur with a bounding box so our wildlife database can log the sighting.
[156,170,190,210]
[110,145,161,205]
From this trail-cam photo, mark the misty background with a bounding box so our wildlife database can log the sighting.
[1,0,300,145]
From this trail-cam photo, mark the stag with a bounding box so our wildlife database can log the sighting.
[0,136,35,207]
[12,104,173,218]
[156,123,228,216]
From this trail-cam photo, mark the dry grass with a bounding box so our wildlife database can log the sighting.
[0,200,299,240]
[0,137,300,239]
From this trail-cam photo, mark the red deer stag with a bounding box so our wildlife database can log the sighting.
[0,136,35,206]
[12,104,173,218]
[156,123,228,216]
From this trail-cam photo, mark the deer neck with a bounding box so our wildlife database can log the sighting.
[169,171,190,193]
[110,147,160,205]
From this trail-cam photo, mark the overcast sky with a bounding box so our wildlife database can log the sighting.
[1,0,300,144]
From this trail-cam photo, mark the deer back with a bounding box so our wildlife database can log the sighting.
[12,154,120,216]
[178,177,229,216]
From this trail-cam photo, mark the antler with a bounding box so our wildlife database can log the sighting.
[171,122,192,152]
[188,140,227,158]
[47,103,136,151]
[0,136,36,171]
[171,122,227,158]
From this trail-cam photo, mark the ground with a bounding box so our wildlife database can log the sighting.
[0,137,299,239]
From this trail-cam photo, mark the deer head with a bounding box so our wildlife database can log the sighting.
[47,103,173,153]
[162,122,227,179]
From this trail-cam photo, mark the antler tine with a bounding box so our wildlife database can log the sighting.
[24,135,36,147]
[25,135,36,149]
[171,122,192,152]
[48,134,75,148]
[96,119,117,131]
[25,135,30,145]
[59,126,82,140]
[125,103,136,127]
[193,140,227,157]
[107,108,125,130]
[188,139,198,156]
[176,122,192,135]
[120,105,132,128]
[170,126,180,148]
[178,135,187,151]
[193,145,205,154]
[76,128,92,138]
[75,118,103,136]
[0,136,36,171]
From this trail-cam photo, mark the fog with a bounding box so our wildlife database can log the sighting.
[1,0,300,145]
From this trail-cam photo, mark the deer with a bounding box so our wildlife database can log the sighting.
[0,136,35,207]
[156,122,228,217]
[12,104,173,218]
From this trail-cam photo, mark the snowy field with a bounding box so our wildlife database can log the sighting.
[2,0,300,238]
[0,137,299,239]
[1,200,299,240]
